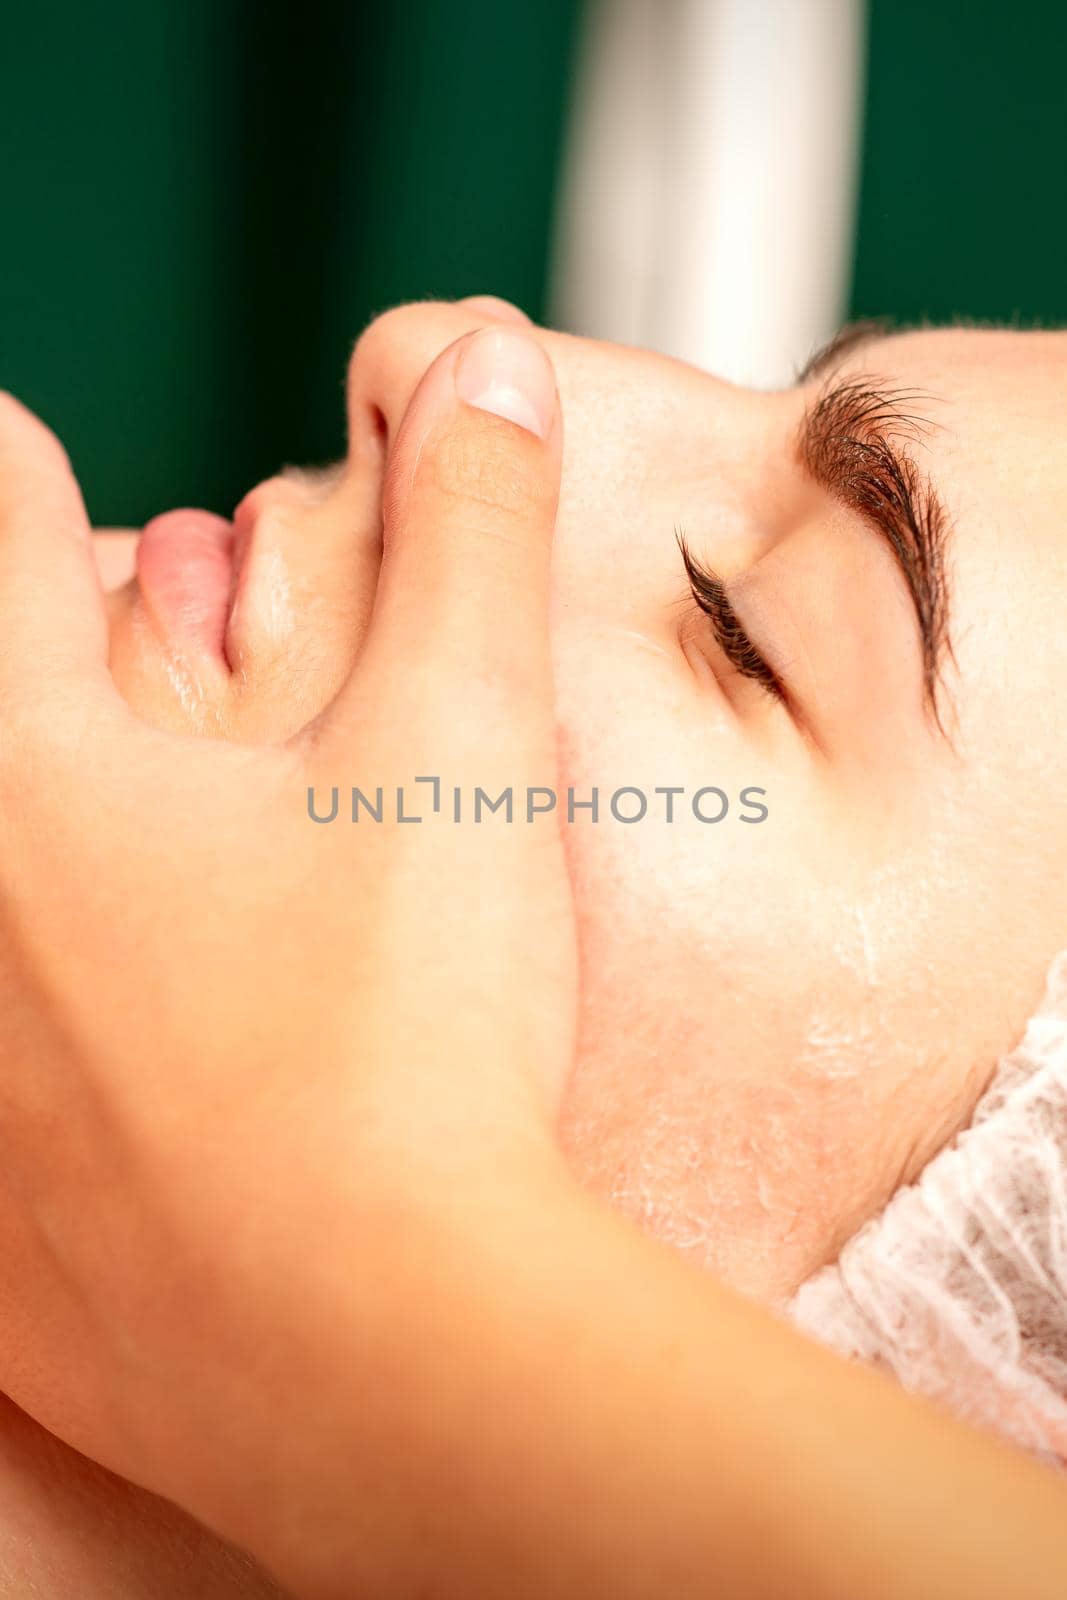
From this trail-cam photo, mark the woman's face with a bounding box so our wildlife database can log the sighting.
[102,301,1067,1300]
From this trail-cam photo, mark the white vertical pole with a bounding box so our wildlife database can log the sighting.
[551,0,866,389]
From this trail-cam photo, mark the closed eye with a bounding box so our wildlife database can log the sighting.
[678,531,786,703]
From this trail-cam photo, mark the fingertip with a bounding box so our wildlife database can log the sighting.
[0,390,74,474]
[453,326,558,442]
[0,393,107,708]
[322,323,563,761]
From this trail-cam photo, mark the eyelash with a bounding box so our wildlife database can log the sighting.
[679,375,949,719]
[677,532,785,702]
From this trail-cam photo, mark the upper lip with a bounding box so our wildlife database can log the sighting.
[135,460,365,676]
[134,481,283,673]
[135,507,237,669]
[223,483,285,670]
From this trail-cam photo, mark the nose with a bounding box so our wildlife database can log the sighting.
[345,297,534,461]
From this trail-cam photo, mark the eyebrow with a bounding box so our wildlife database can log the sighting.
[793,325,954,725]
[795,318,900,385]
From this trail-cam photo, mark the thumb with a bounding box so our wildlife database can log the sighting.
[319,325,562,783]
[0,393,114,720]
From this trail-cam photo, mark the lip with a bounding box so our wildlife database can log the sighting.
[136,508,237,667]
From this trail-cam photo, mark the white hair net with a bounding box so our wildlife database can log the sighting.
[788,950,1067,1466]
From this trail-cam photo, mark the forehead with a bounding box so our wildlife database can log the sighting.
[843,327,1067,526]
[864,328,1067,733]
[848,325,1067,415]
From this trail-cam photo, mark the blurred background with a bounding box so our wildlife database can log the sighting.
[1,0,1065,525]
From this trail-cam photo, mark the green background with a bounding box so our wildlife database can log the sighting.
[0,0,580,523]
[851,0,1067,330]
[1,0,1065,525]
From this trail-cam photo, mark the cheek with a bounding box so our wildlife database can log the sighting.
[557,797,846,1301]
[559,814,1009,1305]
[552,644,832,1290]
[552,651,993,1301]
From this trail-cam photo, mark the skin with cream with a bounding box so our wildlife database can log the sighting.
[2,298,1067,1596]
[103,299,1067,1302]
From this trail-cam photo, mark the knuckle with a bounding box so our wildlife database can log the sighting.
[0,391,27,434]
[422,423,550,527]
[0,392,69,473]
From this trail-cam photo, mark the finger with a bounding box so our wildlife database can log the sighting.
[92,530,138,591]
[320,326,562,784]
[0,394,113,709]
[311,329,573,1127]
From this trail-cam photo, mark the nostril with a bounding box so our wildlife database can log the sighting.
[368,403,388,454]
[347,301,495,467]
[352,400,389,465]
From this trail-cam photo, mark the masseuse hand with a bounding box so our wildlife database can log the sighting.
[7,344,1067,1600]
[0,329,574,1581]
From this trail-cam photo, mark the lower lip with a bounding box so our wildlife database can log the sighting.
[136,509,236,664]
